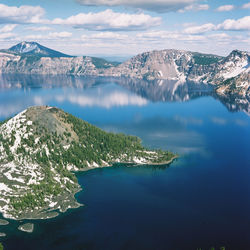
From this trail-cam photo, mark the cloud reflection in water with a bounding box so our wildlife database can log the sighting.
[55,91,147,109]
[100,115,210,157]
[0,83,148,118]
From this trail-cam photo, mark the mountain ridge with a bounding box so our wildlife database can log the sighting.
[8,41,72,58]
[0,42,249,97]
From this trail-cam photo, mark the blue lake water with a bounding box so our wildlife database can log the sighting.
[0,75,250,250]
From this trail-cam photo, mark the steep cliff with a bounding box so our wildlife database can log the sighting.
[0,42,249,97]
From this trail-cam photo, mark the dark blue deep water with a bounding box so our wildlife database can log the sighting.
[0,75,249,250]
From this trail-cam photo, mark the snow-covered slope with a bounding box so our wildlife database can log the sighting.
[0,106,176,220]
[104,49,222,82]
[105,49,249,84]
[8,41,72,57]
[0,42,249,97]
[213,50,249,82]
[1,43,249,84]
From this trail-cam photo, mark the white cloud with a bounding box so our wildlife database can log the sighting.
[135,29,236,48]
[242,2,250,9]
[184,23,215,34]
[136,30,207,43]
[208,33,230,40]
[26,26,52,31]
[0,4,45,24]
[178,4,209,13]
[182,34,205,41]
[82,32,128,40]
[48,32,72,38]
[0,24,17,33]
[217,16,250,31]
[25,32,72,40]
[25,34,44,40]
[136,30,180,40]
[216,5,235,12]
[76,0,198,13]
[0,33,16,40]
[183,16,250,34]
[52,9,161,31]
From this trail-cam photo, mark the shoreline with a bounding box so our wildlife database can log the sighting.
[1,155,178,221]
[78,154,178,172]
[18,223,34,233]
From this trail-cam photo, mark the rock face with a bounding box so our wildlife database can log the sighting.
[0,42,118,75]
[0,106,176,220]
[212,50,250,114]
[105,49,222,82]
[216,71,249,96]
[106,49,250,84]
[0,54,99,75]
[215,70,250,115]
[214,50,249,81]
[0,42,249,96]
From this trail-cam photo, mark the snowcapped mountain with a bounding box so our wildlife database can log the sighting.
[213,50,249,99]
[213,50,249,82]
[105,49,223,82]
[105,49,249,84]
[0,42,249,97]
[8,41,72,58]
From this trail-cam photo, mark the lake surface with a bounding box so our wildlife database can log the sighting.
[0,75,250,250]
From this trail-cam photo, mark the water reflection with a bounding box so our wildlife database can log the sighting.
[0,75,148,118]
[213,93,250,116]
[54,91,147,108]
[1,74,250,250]
[114,77,213,102]
[100,115,208,156]
[0,74,249,118]
[113,77,250,115]
[0,74,101,90]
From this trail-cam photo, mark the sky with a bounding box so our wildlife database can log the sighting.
[0,0,249,57]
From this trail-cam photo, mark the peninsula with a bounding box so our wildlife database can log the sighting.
[0,106,177,220]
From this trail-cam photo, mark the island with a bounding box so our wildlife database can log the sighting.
[18,223,34,233]
[0,220,8,226]
[0,106,177,220]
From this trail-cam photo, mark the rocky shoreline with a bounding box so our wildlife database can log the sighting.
[1,156,178,222]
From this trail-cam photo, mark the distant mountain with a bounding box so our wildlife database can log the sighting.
[0,106,176,220]
[0,42,119,75]
[8,41,72,57]
[214,50,250,100]
[0,42,249,97]
[106,49,249,83]
[105,49,249,98]
[105,49,224,82]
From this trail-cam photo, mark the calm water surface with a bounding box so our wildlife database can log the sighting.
[0,75,249,250]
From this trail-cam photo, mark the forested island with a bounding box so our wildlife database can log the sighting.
[0,106,177,220]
